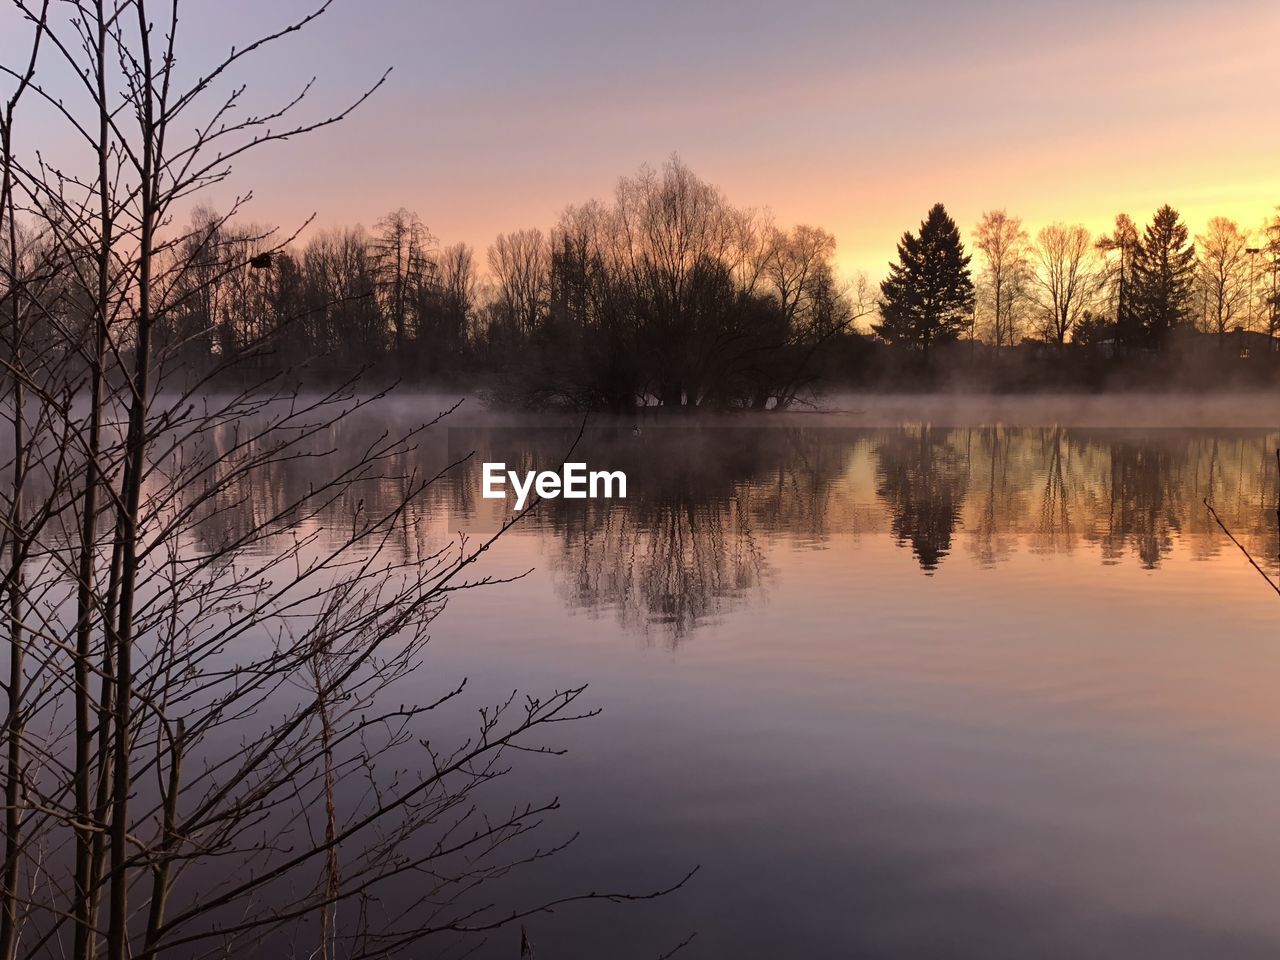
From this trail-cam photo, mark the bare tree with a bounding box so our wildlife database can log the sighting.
[0,4,688,959]
[1031,223,1097,346]
[1265,209,1280,337]
[764,224,837,326]
[300,225,383,365]
[487,228,549,339]
[1,8,60,959]
[1096,213,1140,345]
[1195,216,1250,343]
[973,210,1029,348]
[370,208,433,355]
[424,240,475,351]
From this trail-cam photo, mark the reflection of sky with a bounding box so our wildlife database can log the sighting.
[140,396,1280,957]
[427,511,1280,959]
[4,0,1276,279]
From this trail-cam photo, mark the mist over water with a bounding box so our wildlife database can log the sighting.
[815,390,1280,427]
[330,388,1280,427]
[180,393,1280,958]
[5,0,1277,952]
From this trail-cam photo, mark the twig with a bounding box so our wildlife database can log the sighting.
[1204,497,1280,597]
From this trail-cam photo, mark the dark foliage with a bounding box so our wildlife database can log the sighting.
[875,203,975,355]
[1130,205,1197,348]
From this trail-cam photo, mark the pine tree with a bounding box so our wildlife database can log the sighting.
[1130,205,1196,348]
[875,203,975,354]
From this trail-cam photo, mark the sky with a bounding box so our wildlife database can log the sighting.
[5,0,1279,279]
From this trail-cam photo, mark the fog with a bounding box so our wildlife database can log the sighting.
[290,388,1280,430]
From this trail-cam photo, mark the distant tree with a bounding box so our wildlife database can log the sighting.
[752,227,857,405]
[875,203,974,355]
[159,207,225,368]
[764,225,837,325]
[1096,213,1141,348]
[1031,223,1097,346]
[614,156,739,406]
[156,208,281,375]
[370,208,433,353]
[1195,217,1250,343]
[1072,310,1115,349]
[481,158,852,409]
[487,228,549,341]
[299,226,383,367]
[264,249,306,370]
[1263,209,1280,337]
[417,242,475,368]
[547,216,643,411]
[1130,205,1196,347]
[972,210,1029,348]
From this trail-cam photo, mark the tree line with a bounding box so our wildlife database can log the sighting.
[128,157,866,408]
[8,154,1280,407]
[890,202,1280,354]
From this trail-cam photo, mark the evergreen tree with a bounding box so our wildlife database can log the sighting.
[1130,205,1196,347]
[876,203,975,354]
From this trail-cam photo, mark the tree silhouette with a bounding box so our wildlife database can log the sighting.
[972,210,1029,349]
[1096,213,1141,349]
[875,203,975,356]
[1031,223,1098,346]
[1131,205,1196,348]
[370,208,434,358]
[0,5,700,957]
[1195,217,1250,345]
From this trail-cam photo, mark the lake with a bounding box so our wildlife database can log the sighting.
[212,394,1280,958]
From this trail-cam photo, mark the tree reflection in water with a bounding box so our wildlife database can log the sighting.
[874,426,969,572]
[172,412,1280,641]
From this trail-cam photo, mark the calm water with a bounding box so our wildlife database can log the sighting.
[219,397,1280,958]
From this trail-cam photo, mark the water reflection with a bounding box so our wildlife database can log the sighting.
[181,415,1280,639]
[875,426,969,572]
[151,407,1280,958]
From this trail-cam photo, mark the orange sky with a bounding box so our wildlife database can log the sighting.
[22,0,1270,282]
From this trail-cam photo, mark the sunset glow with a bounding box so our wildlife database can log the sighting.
[8,2,1280,957]
[63,0,1276,280]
